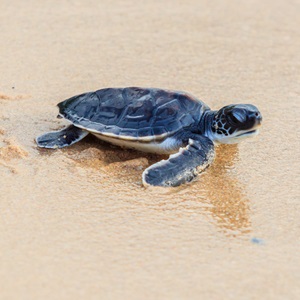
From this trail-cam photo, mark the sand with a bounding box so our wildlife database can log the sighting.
[0,0,300,299]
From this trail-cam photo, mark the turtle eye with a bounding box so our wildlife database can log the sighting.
[229,114,239,124]
[229,109,246,124]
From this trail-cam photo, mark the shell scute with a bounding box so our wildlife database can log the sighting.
[126,98,154,122]
[123,87,151,101]
[155,90,177,106]
[138,127,154,138]
[155,99,180,119]
[120,128,138,138]
[152,127,168,137]
[179,113,195,126]
[166,120,182,132]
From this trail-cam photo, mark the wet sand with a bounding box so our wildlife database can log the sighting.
[1,0,300,299]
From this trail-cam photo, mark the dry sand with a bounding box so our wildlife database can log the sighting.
[1,0,300,299]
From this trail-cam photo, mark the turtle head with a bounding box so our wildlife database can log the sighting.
[210,104,262,144]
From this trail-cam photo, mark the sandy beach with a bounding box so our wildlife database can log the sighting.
[1,0,300,299]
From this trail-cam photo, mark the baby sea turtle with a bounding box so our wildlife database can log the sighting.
[36,87,262,187]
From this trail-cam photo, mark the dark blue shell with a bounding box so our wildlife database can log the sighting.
[58,87,210,141]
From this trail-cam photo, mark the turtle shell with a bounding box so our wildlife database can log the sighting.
[57,87,210,141]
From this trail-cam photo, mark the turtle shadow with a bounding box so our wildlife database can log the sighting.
[95,140,252,237]
[75,135,164,164]
[36,134,163,174]
[35,134,251,236]
[206,144,251,236]
[177,144,251,236]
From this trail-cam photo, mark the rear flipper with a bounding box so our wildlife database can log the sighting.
[36,125,89,149]
[142,136,215,187]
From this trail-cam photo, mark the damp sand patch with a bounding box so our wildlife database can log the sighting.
[101,157,149,184]
[102,157,149,172]
[69,147,107,169]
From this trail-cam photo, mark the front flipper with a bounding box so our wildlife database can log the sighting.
[36,125,89,149]
[142,136,215,187]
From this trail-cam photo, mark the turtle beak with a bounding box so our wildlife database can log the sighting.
[255,112,262,126]
[235,111,262,138]
[250,111,262,127]
[255,110,262,121]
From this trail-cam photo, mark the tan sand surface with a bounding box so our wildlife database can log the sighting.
[0,0,300,299]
